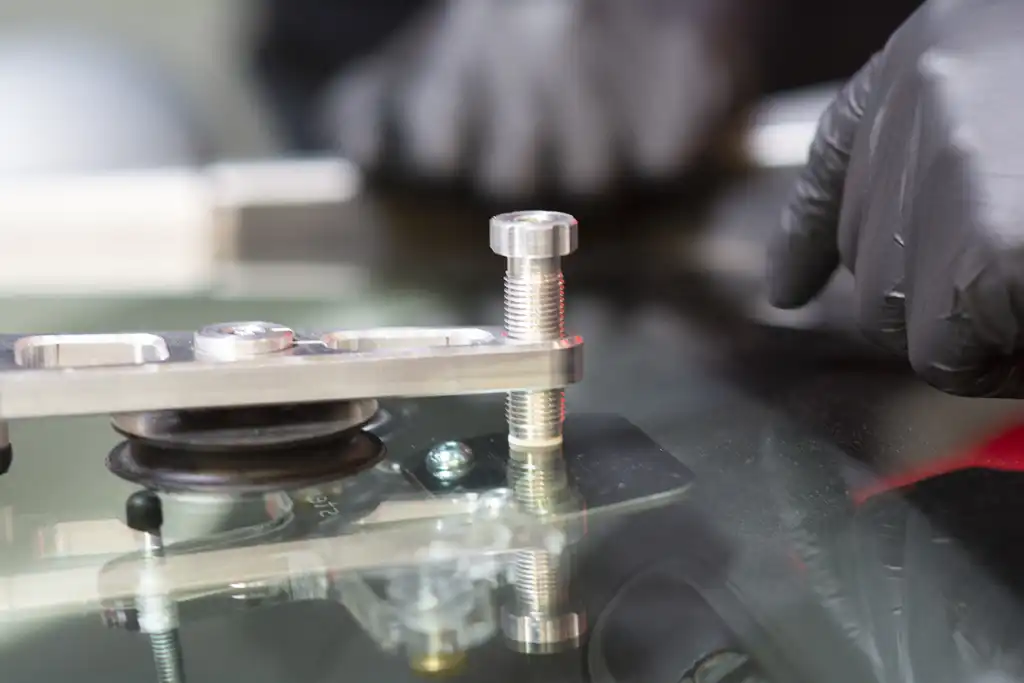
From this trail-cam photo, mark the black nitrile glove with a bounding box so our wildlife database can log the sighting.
[318,0,750,200]
[767,0,1024,397]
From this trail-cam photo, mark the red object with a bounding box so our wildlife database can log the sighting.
[853,422,1024,505]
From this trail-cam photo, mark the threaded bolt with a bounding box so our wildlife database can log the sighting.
[490,211,577,446]
[148,630,187,683]
[126,491,186,683]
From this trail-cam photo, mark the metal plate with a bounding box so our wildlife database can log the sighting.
[409,414,694,512]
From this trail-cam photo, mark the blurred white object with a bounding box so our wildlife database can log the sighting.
[0,170,212,294]
[324,0,735,198]
[0,160,362,295]
[745,83,837,169]
[0,33,207,173]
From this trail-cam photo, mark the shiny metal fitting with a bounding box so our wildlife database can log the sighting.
[500,608,585,654]
[193,321,294,361]
[489,211,578,259]
[426,441,475,483]
[490,211,577,447]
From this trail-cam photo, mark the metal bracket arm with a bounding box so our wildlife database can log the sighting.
[0,326,583,419]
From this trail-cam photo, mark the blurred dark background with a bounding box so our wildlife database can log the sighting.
[0,0,923,174]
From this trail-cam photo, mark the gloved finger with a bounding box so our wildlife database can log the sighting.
[905,232,1024,397]
[767,52,883,309]
[907,266,1024,398]
[472,5,548,198]
[855,255,908,355]
[544,16,616,196]
[320,57,391,168]
[617,21,731,180]
[394,0,488,178]
[902,96,1024,398]
[850,116,914,354]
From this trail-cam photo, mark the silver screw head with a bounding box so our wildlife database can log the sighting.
[426,441,475,482]
[490,211,578,259]
[194,321,294,361]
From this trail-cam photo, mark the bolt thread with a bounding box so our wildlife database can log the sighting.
[507,449,569,514]
[503,267,564,341]
[515,549,566,614]
[504,260,566,445]
[501,254,571,628]
[506,390,564,443]
[507,448,570,617]
[149,630,186,683]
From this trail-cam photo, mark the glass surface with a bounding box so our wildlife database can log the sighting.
[0,283,1022,683]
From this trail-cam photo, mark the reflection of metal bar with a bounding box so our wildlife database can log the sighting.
[352,491,511,526]
[0,481,644,619]
[0,479,687,619]
[25,491,506,561]
[38,520,140,559]
[0,516,522,617]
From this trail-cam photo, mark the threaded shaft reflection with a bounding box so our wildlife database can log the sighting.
[508,445,571,617]
[149,630,186,683]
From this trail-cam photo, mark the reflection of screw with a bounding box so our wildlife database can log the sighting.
[386,571,477,674]
[502,443,583,653]
[426,441,475,483]
[490,211,577,445]
[126,491,186,683]
[193,321,294,361]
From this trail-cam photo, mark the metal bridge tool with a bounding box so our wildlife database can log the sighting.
[0,211,583,492]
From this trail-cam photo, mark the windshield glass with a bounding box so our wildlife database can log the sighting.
[0,274,1019,683]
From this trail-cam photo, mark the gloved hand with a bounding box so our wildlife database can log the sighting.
[319,0,747,199]
[767,0,1024,397]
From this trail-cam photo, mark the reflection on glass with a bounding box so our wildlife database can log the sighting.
[0,399,693,679]
[503,442,584,654]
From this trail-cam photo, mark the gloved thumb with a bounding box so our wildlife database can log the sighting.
[767,53,881,309]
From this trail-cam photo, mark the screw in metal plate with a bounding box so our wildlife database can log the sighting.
[125,491,187,683]
[425,441,475,483]
[490,211,581,652]
[490,211,577,446]
[193,321,294,361]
